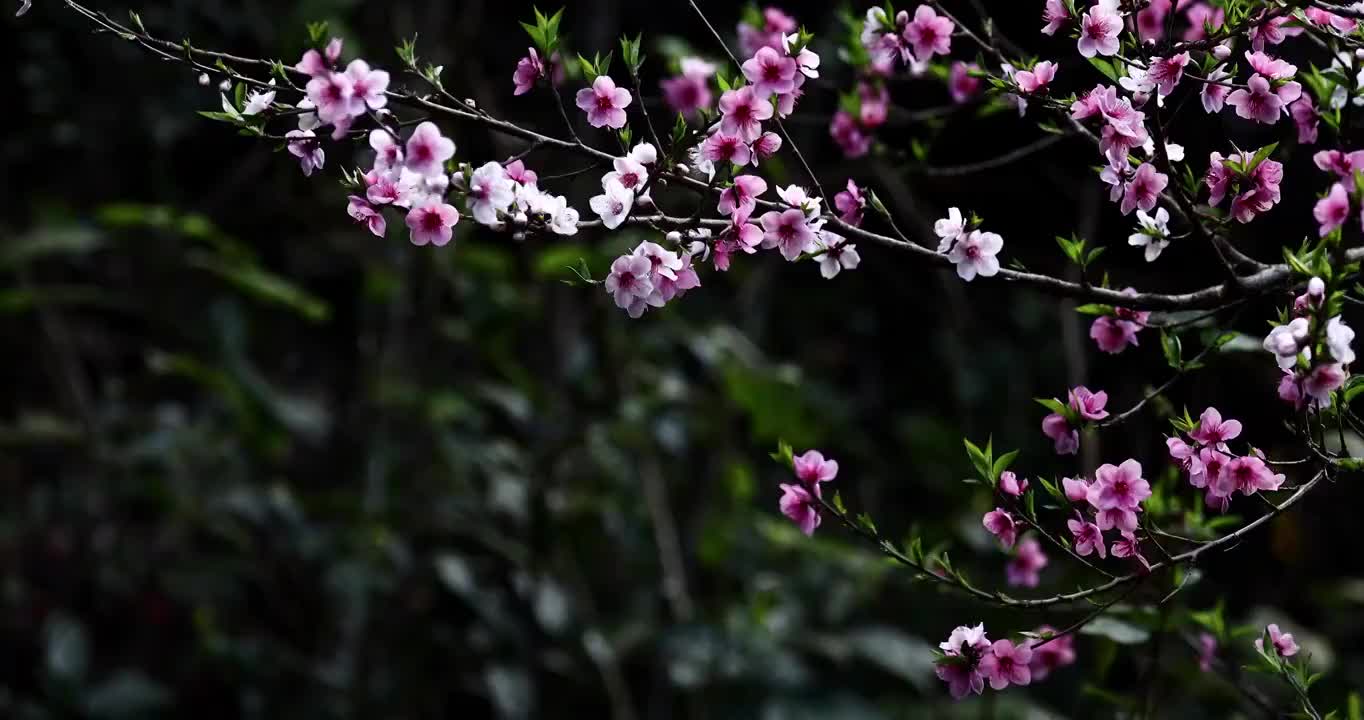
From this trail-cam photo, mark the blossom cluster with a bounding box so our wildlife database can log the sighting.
[1168,408,1284,512]
[934,623,1075,699]
[777,450,838,535]
[933,208,1004,282]
[1040,385,1109,455]
[1263,281,1354,410]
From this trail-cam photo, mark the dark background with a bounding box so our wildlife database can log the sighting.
[4,0,1363,717]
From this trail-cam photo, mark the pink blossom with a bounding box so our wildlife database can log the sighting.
[1068,386,1109,421]
[513,48,545,96]
[1304,363,1347,405]
[1043,413,1079,455]
[604,254,655,317]
[1110,531,1149,569]
[834,180,865,226]
[949,62,982,104]
[365,174,401,206]
[718,86,773,142]
[1185,4,1225,41]
[793,449,839,484]
[1279,371,1306,409]
[1292,96,1320,145]
[346,196,386,237]
[1255,624,1299,657]
[654,252,701,303]
[1077,3,1122,58]
[1231,157,1284,223]
[1219,455,1284,496]
[1068,514,1106,558]
[741,46,798,99]
[1147,53,1190,96]
[1190,407,1242,447]
[1249,15,1301,51]
[1201,68,1231,113]
[858,82,889,127]
[759,208,816,261]
[468,162,516,226]
[1062,477,1091,503]
[701,131,753,166]
[1136,0,1170,41]
[1090,315,1141,354]
[370,129,403,171]
[1090,459,1150,511]
[1306,6,1359,31]
[1006,538,1048,588]
[285,130,325,176]
[752,132,783,162]
[504,159,537,187]
[1315,183,1350,236]
[778,482,822,536]
[1314,149,1364,178]
[903,5,953,62]
[1029,626,1076,681]
[1246,51,1298,81]
[1014,61,1057,95]
[947,230,1003,281]
[830,111,871,158]
[718,175,768,217]
[306,71,361,124]
[1197,447,1229,493]
[1329,316,1355,364]
[1121,163,1168,215]
[1227,75,1283,124]
[936,624,990,700]
[344,59,389,110]
[1041,0,1072,36]
[661,73,712,117]
[999,471,1028,497]
[404,122,456,177]
[633,242,683,283]
[606,155,649,192]
[575,76,633,129]
[404,199,459,247]
[1197,632,1218,672]
[816,233,861,279]
[980,639,1033,689]
[982,508,1017,549]
[295,40,339,77]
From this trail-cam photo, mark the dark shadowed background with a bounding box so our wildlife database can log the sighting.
[4,0,1364,717]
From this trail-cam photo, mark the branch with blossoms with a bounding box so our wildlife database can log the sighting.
[35,0,1364,710]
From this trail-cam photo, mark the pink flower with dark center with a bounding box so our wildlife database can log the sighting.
[752,132,783,162]
[504,159,537,187]
[980,640,1033,689]
[575,76,633,129]
[1147,53,1190,96]
[857,82,890,127]
[1247,51,1297,81]
[834,179,865,226]
[1185,3,1225,41]
[778,482,822,535]
[759,208,816,260]
[1029,626,1076,681]
[654,253,701,303]
[1068,386,1109,421]
[1062,477,1091,503]
[1249,16,1302,51]
[306,71,361,124]
[1219,455,1284,496]
[404,199,459,247]
[347,196,386,237]
[604,254,655,317]
[999,471,1028,497]
[1306,6,1359,31]
[1190,407,1242,447]
[701,131,753,166]
[366,174,402,206]
[947,230,1003,281]
[1121,163,1168,215]
[718,86,774,142]
[1077,3,1122,58]
[513,47,545,96]
[1227,74,1283,124]
[1090,459,1150,510]
[1014,61,1058,95]
[1315,183,1350,237]
[1305,363,1347,406]
[949,62,982,104]
[830,111,871,158]
[295,40,340,77]
[1255,624,1299,657]
[1090,315,1141,354]
[344,59,389,111]
[718,175,768,219]
[936,624,990,700]
[793,449,839,484]
[1041,0,1072,36]
[1110,531,1150,569]
[1094,505,1138,533]
[1314,149,1364,177]
[983,508,1017,549]
[1201,68,1231,113]
[286,130,325,176]
[741,46,798,99]
[1197,447,1229,492]
[1068,514,1106,558]
[903,5,954,62]
[1230,157,1283,224]
[370,130,403,171]
[404,122,456,177]
[633,241,683,283]
[1043,413,1079,455]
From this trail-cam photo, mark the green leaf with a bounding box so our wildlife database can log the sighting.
[1035,397,1067,414]
[1086,56,1119,82]
[1073,303,1115,316]
[1080,617,1151,645]
[991,449,1019,482]
[187,254,330,323]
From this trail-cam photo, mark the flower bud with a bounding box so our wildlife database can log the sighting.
[1132,91,1151,109]
[218,78,232,91]
[1213,44,1232,61]
[198,73,210,86]
[1308,277,1326,298]
[665,231,683,244]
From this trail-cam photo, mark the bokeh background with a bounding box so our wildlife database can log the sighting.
[5,0,1364,717]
